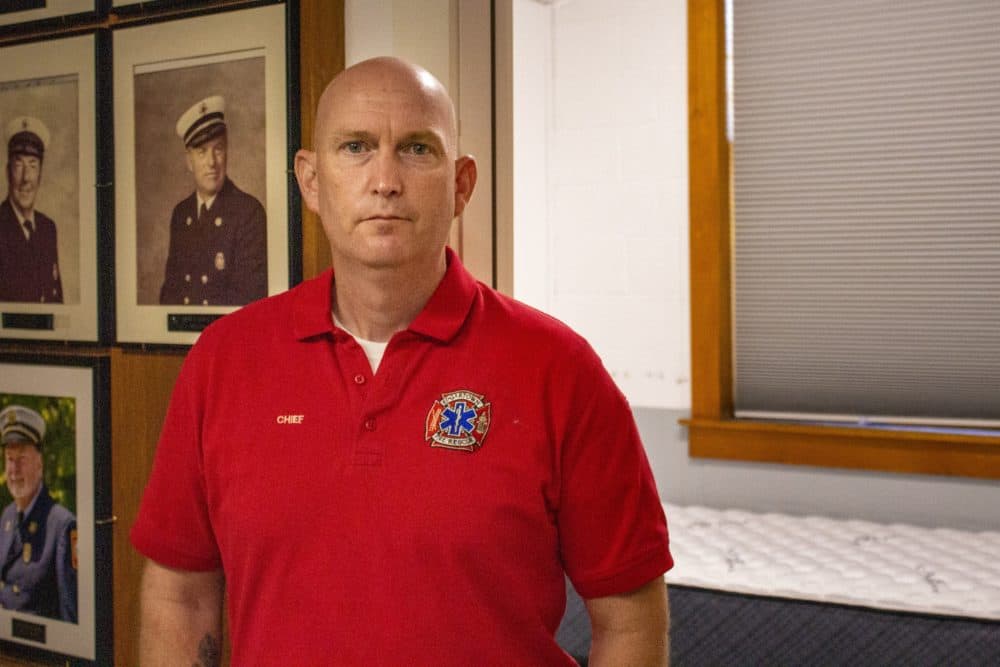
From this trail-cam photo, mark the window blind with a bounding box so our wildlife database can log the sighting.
[731,0,1000,424]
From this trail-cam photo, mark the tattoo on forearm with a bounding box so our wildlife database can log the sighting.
[192,633,220,667]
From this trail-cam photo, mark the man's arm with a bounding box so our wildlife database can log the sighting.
[585,577,670,667]
[139,559,225,667]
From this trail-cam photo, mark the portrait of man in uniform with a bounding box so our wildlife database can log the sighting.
[0,404,77,623]
[0,116,64,304]
[158,95,267,306]
[130,52,269,309]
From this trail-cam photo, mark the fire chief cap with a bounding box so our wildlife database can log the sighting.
[6,116,50,160]
[176,95,227,148]
[0,405,46,450]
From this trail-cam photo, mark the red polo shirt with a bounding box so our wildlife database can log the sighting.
[131,249,671,666]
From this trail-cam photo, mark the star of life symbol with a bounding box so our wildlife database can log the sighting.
[425,390,492,452]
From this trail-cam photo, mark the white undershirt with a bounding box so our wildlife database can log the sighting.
[333,313,388,373]
[196,191,219,215]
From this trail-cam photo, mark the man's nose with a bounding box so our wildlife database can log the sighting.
[370,150,402,197]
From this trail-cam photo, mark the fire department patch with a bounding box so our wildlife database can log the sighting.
[425,390,492,452]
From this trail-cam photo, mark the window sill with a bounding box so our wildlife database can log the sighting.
[681,417,1000,480]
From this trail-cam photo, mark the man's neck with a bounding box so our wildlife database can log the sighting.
[331,250,447,342]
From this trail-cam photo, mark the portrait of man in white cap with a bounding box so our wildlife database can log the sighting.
[0,404,77,623]
[159,94,267,306]
[0,116,64,303]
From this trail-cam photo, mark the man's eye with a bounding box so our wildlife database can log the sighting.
[344,141,366,153]
[406,143,430,156]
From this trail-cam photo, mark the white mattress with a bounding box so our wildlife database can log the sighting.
[662,503,1000,621]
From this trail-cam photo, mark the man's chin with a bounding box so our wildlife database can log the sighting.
[12,196,35,211]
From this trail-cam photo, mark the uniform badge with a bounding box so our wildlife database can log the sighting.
[28,521,37,535]
[425,390,492,452]
[22,543,31,563]
[214,217,223,227]
[215,252,226,271]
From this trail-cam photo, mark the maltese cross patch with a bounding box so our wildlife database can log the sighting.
[425,390,492,452]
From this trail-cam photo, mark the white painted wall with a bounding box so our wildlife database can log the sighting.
[512,0,691,410]
[346,0,1000,531]
[345,0,456,90]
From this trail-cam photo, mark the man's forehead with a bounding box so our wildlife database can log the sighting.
[326,97,453,148]
[319,59,457,140]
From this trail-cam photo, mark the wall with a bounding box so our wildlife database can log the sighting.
[512,0,691,411]
[509,0,1000,531]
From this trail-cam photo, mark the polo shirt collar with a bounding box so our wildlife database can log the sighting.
[407,247,477,342]
[292,247,477,343]
[292,268,336,340]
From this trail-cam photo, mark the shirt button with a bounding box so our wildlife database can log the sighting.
[363,418,375,431]
[354,374,366,385]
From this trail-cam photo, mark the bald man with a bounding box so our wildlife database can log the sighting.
[132,57,671,666]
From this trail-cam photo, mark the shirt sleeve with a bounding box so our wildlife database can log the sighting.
[130,341,222,571]
[553,340,672,599]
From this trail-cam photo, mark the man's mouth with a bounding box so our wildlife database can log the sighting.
[363,214,408,222]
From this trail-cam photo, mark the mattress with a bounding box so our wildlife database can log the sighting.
[663,503,1000,620]
[556,503,1000,665]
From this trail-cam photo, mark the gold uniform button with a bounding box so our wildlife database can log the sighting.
[12,584,20,594]
[202,299,209,305]
[184,274,191,282]
[183,296,190,305]
[186,216,193,226]
[201,274,208,284]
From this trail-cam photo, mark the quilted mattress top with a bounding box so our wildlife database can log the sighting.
[662,503,1000,621]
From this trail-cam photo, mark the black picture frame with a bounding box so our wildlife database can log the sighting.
[0,1,102,36]
[0,352,112,665]
[0,32,111,344]
[112,1,298,346]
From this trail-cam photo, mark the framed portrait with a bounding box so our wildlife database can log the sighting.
[114,2,293,345]
[0,1,98,31]
[0,33,106,343]
[0,354,111,665]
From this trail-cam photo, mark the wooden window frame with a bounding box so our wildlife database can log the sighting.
[683,0,1000,480]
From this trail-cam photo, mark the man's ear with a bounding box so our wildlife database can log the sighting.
[453,155,477,218]
[294,149,320,214]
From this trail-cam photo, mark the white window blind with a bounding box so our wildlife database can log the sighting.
[731,0,1000,424]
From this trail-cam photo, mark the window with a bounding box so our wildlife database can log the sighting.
[684,0,1000,479]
